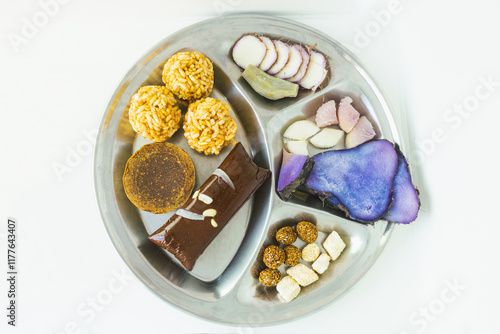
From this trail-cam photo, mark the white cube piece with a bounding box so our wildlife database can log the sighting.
[286,263,319,286]
[301,243,320,262]
[312,253,331,274]
[276,276,301,302]
[323,230,346,261]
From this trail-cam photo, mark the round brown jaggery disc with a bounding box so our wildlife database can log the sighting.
[123,142,195,214]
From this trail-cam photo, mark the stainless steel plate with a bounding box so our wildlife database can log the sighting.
[94,14,402,326]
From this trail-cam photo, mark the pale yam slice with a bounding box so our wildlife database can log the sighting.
[267,40,290,75]
[258,36,278,72]
[232,35,267,69]
[275,44,303,79]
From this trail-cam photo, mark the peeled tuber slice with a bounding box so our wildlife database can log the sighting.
[287,140,309,155]
[267,40,290,75]
[345,116,376,149]
[383,147,420,224]
[277,149,314,200]
[338,96,360,133]
[242,64,298,100]
[283,120,320,141]
[258,36,278,72]
[232,35,267,69]
[315,100,338,127]
[305,140,399,223]
[275,44,303,79]
[309,128,344,149]
[299,50,328,91]
[288,45,310,83]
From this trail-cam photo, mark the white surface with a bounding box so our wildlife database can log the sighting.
[1,0,499,333]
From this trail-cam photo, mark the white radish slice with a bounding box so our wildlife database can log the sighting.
[232,35,267,69]
[283,120,320,140]
[275,45,303,79]
[288,45,310,82]
[267,40,290,75]
[309,128,345,149]
[287,140,309,156]
[258,36,278,72]
[299,51,328,90]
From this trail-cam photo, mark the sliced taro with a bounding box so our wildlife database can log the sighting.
[258,36,278,72]
[288,45,310,83]
[304,140,398,223]
[298,50,328,91]
[267,40,290,75]
[232,35,267,69]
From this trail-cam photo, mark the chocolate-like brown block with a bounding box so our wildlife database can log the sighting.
[148,143,271,271]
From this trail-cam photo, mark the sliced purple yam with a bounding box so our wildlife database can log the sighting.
[383,146,420,224]
[305,140,398,223]
[277,149,314,201]
[326,196,341,206]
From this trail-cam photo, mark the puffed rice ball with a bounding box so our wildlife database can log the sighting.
[128,85,181,142]
[183,97,237,155]
[162,51,214,103]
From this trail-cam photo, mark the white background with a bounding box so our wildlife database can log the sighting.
[1,0,499,333]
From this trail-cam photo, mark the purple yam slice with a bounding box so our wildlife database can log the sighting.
[305,140,398,223]
[383,146,420,224]
[277,149,314,200]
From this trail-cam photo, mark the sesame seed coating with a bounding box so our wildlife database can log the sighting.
[263,245,285,269]
[276,226,297,245]
[296,221,318,243]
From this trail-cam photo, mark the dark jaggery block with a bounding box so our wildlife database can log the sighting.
[122,142,195,214]
[148,143,271,271]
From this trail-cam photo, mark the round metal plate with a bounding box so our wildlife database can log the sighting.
[94,14,401,326]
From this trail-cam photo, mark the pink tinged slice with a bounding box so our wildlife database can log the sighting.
[315,100,338,127]
[298,51,328,91]
[338,96,360,132]
[267,40,290,75]
[232,35,267,69]
[345,116,376,149]
[258,36,278,72]
[275,44,303,79]
[288,45,310,83]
